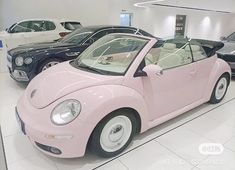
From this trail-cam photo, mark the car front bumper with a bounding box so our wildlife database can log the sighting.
[16,96,93,158]
[8,68,30,82]
[7,54,34,82]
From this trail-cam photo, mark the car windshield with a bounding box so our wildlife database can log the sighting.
[60,28,93,44]
[227,32,235,41]
[73,34,149,75]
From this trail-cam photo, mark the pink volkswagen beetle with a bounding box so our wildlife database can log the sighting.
[16,34,231,158]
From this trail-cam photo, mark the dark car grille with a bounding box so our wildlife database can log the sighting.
[217,54,235,62]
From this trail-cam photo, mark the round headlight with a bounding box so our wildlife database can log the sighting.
[24,57,33,65]
[51,99,81,125]
[15,56,24,66]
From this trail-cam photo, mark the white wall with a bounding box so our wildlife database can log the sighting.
[132,6,235,41]
[0,0,235,40]
[0,0,110,28]
[0,0,3,30]
[1,0,235,72]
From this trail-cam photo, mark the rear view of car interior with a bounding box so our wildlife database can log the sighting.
[0,0,235,170]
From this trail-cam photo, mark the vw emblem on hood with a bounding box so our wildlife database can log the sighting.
[31,89,37,98]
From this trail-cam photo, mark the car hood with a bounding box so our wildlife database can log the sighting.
[25,61,124,109]
[9,41,76,56]
[217,41,235,55]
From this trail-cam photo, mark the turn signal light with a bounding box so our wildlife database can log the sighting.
[59,32,69,37]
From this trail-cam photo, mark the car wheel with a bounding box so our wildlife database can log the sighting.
[209,74,229,104]
[39,59,62,72]
[89,110,137,158]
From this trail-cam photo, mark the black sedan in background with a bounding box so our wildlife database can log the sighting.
[7,25,155,82]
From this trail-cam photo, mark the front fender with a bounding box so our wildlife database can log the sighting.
[204,58,231,100]
[68,85,150,133]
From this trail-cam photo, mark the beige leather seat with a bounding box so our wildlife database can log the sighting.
[158,43,182,69]
[185,45,205,62]
[159,43,177,60]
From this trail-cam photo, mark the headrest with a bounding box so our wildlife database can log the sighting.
[185,45,200,52]
[163,43,176,50]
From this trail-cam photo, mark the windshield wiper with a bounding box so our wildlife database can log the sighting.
[78,64,105,75]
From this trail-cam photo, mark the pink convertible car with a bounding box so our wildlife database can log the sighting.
[16,34,231,158]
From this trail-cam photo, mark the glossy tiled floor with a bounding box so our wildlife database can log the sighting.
[0,72,235,170]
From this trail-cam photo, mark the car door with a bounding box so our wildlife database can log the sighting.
[142,38,199,120]
[189,40,215,100]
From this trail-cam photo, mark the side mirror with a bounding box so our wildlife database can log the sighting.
[220,36,227,41]
[143,64,163,77]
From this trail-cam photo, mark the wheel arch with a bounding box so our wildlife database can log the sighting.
[86,107,142,153]
[223,72,231,85]
[65,84,150,156]
[204,59,231,100]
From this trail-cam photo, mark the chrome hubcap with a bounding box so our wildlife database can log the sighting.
[42,61,60,71]
[100,115,132,153]
[215,77,227,100]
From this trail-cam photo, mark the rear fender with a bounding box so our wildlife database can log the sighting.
[204,58,231,100]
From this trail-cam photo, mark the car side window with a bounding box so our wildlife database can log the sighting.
[28,21,45,32]
[87,29,113,44]
[113,28,137,34]
[138,29,154,37]
[227,32,235,41]
[145,39,193,70]
[10,21,32,33]
[189,40,207,61]
[45,21,56,31]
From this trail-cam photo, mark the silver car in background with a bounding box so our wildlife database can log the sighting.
[217,32,235,76]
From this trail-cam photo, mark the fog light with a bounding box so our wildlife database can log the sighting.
[50,147,62,155]
[35,142,62,155]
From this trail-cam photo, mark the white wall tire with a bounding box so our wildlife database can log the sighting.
[88,110,137,158]
[210,74,229,104]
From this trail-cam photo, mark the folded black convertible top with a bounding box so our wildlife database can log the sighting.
[192,39,224,57]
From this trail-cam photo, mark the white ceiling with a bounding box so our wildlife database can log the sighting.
[132,0,235,13]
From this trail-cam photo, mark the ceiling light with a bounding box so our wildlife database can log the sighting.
[134,0,165,8]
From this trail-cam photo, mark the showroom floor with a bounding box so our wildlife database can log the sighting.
[0,72,235,170]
